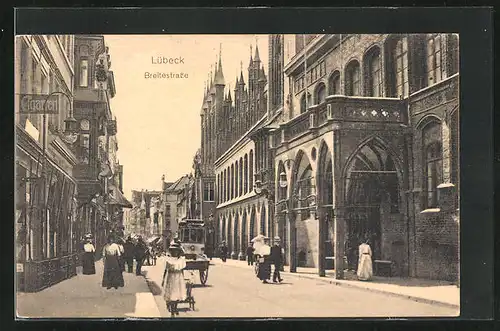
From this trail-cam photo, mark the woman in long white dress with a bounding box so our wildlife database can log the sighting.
[357,239,373,281]
[161,241,187,316]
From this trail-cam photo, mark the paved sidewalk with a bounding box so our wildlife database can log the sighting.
[216,258,459,309]
[16,260,160,318]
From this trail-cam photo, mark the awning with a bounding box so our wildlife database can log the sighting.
[108,184,133,208]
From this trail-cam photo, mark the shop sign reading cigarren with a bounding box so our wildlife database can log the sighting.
[19,94,59,114]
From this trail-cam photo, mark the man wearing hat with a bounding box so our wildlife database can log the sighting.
[246,242,255,266]
[219,241,228,262]
[270,236,284,283]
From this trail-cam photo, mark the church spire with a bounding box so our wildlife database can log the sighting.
[214,44,225,86]
[209,65,213,89]
[239,61,245,85]
[249,44,253,65]
[254,43,261,62]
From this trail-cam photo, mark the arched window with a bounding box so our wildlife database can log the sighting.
[235,161,239,198]
[300,93,312,114]
[244,154,248,193]
[300,94,306,113]
[365,47,382,97]
[422,121,442,209]
[226,167,230,201]
[394,37,409,97]
[230,164,234,200]
[328,71,341,95]
[315,83,326,104]
[239,158,243,196]
[249,150,254,191]
[426,34,446,86]
[345,60,360,96]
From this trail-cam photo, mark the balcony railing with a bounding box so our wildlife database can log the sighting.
[281,96,406,144]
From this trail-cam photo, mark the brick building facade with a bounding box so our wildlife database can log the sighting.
[202,34,459,281]
[271,34,459,281]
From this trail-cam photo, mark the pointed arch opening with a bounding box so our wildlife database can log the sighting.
[344,137,402,265]
[315,82,327,105]
[260,204,267,236]
[234,213,240,258]
[250,205,257,240]
[328,70,341,95]
[241,210,248,255]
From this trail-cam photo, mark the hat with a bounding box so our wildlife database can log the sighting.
[274,236,281,241]
[168,241,182,250]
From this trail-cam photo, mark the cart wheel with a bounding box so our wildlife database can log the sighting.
[199,269,208,285]
[254,261,259,276]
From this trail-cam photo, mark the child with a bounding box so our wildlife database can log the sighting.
[161,241,187,316]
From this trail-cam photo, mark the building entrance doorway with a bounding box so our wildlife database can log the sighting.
[344,139,400,269]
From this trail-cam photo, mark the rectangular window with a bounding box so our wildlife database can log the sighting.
[79,59,89,87]
[425,142,442,209]
[204,182,214,201]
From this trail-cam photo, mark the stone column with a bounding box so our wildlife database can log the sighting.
[318,207,326,277]
[287,199,297,272]
[334,207,346,279]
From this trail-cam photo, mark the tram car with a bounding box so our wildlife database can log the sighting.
[177,219,210,285]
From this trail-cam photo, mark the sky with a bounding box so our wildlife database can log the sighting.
[104,35,269,199]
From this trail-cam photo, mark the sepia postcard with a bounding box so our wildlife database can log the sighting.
[14,31,461,319]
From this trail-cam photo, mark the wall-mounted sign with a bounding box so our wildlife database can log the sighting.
[19,94,59,114]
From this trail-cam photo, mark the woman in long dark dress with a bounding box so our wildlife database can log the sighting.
[102,235,125,289]
[257,238,272,283]
[82,238,96,275]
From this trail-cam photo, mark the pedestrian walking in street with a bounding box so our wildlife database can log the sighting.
[134,236,147,276]
[102,235,125,290]
[117,238,125,272]
[123,236,135,273]
[161,241,187,317]
[256,237,271,284]
[246,242,255,266]
[271,236,284,283]
[219,241,228,262]
[357,237,373,281]
[81,236,96,275]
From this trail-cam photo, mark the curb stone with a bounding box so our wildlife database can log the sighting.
[219,261,459,310]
